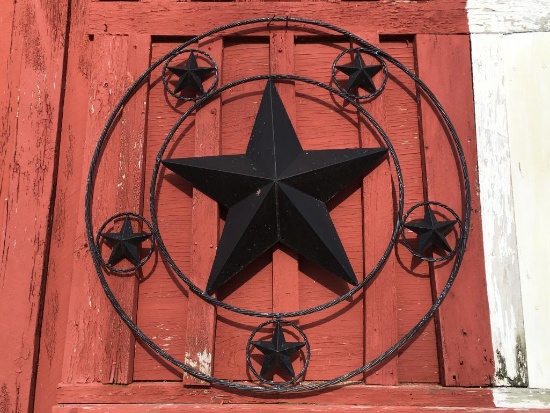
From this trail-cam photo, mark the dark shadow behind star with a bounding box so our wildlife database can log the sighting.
[101,216,152,266]
[404,205,457,255]
[251,322,305,380]
[163,79,388,294]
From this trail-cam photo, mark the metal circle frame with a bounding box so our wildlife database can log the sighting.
[85,16,472,393]
[246,319,311,387]
[161,48,219,101]
[331,47,389,100]
[400,201,464,262]
[95,212,156,273]
[150,73,402,319]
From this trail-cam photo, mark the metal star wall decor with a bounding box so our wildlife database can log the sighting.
[100,216,152,266]
[87,17,471,393]
[252,321,305,380]
[404,205,457,254]
[167,51,215,95]
[163,79,388,294]
[336,52,383,94]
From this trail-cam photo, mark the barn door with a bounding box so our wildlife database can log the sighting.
[34,2,494,412]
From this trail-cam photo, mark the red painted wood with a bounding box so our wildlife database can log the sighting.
[359,32,399,386]
[378,39,440,384]
[32,1,92,410]
[53,403,530,413]
[182,37,222,386]
[56,382,497,407]
[415,35,493,387]
[60,33,150,385]
[86,1,470,36]
[0,0,68,412]
[133,40,194,381]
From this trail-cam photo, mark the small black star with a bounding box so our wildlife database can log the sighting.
[336,52,383,94]
[163,79,387,294]
[101,216,151,266]
[167,51,215,95]
[252,322,305,379]
[404,206,457,254]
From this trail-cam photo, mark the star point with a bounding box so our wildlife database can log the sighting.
[163,79,388,294]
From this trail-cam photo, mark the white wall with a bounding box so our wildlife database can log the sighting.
[468,0,550,389]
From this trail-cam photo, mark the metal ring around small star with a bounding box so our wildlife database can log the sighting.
[400,201,464,262]
[161,48,219,101]
[85,16,471,392]
[331,47,389,100]
[246,319,311,387]
[95,212,156,274]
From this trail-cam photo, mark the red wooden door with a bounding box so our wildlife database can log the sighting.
[31,1,494,412]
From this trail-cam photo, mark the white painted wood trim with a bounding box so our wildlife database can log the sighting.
[470,33,527,387]
[493,388,550,409]
[504,32,550,390]
[467,0,550,34]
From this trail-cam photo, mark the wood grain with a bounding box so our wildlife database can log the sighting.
[60,33,150,385]
[416,34,493,387]
[87,2,469,36]
[56,382,496,407]
[469,33,526,387]
[182,36,223,386]
[0,0,68,412]
[358,32,398,386]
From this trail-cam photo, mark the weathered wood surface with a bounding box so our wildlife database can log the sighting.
[467,0,550,34]
[0,0,68,412]
[87,1,469,36]
[56,382,496,407]
[52,405,525,413]
[416,34,493,386]
[359,32,398,386]
[470,33,526,387]
[183,37,222,386]
[32,0,91,410]
[504,32,550,390]
[60,33,150,385]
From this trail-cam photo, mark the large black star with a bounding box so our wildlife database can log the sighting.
[101,216,151,266]
[336,53,383,94]
[163,79,387,294]
[252,322,305,379]
[404,205,457,254]
[167,51,214,95]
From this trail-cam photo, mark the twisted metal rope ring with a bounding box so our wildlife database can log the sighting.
[245,319,311,388]
[94,212,156,274]
[150,73,403,319]
[400,201,464,262]
[85,16,472,392]
[331,47,389,100]
[161,48,219,101]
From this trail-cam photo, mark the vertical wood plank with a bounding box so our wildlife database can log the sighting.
[32,1,91,410]
[470,33,527,387]
[0,0,69,412]
[416,34,493,386]
[358,33,398,386]
[61,33,151,385]
[504,32,550,389]
[182,37,222,386]
[270,28,300,316]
